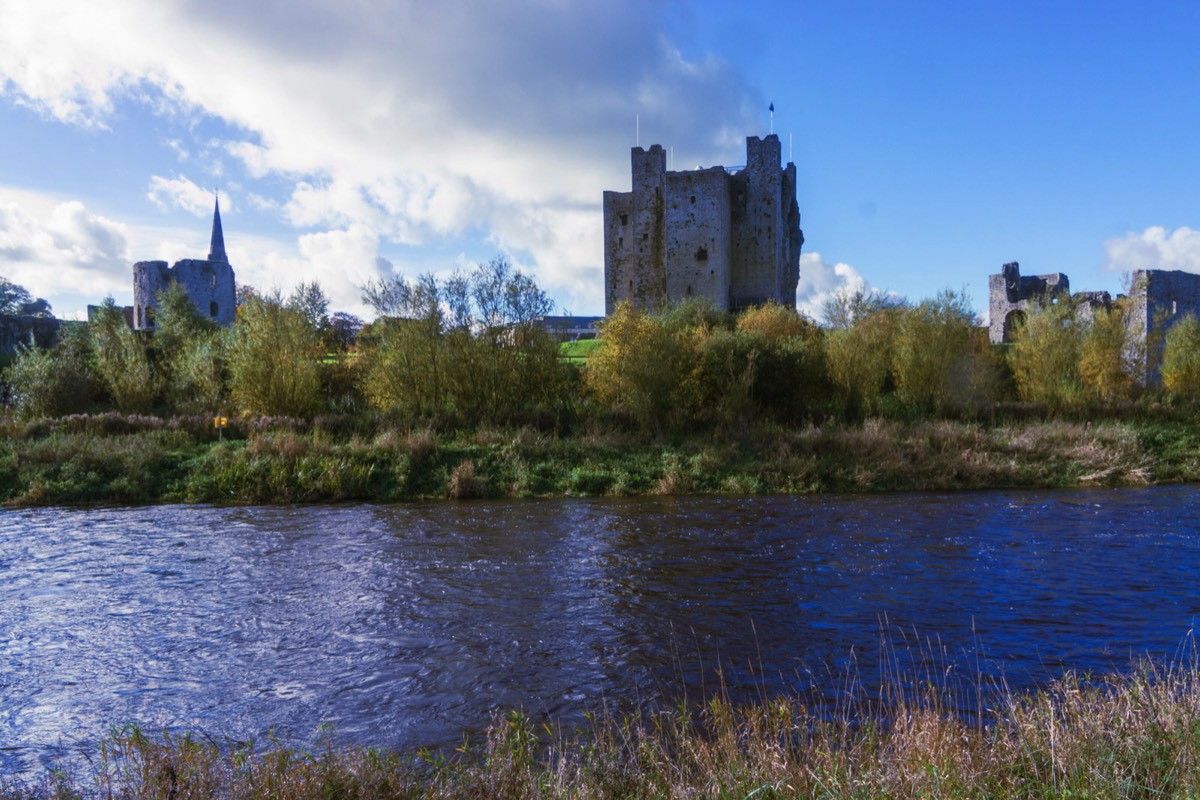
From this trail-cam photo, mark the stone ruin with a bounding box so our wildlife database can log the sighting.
[988,261,1200,384]
[132,197,236,330]
[603,134,803,314]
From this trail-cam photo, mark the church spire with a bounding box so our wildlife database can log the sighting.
[207,193,227,264]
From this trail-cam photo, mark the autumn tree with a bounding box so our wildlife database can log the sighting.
[226,292,324,417]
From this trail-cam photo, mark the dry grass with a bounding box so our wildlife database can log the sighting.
[13,651,1200,799]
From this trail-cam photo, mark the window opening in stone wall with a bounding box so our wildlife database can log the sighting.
[690,195,695,204]
[695,247,708,262]
[686,285,692,295]
[620,214,628,225]
[1173,300,1178,315]
[618,237,623,248]
[211,274,216,289]
[210,302,219,317]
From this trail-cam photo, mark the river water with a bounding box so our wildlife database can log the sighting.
[2,487,1199,774]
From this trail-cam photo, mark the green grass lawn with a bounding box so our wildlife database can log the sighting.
[559,338,602,363]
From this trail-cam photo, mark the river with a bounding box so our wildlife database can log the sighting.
[2,487,1199,774]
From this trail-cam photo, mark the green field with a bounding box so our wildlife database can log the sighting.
[559,338,602,363]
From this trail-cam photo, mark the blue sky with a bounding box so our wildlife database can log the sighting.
[1,1,1198,321]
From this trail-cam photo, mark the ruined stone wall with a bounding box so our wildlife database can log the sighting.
[133,257,236,330]
[1125,269,1200,384]
[986,263,1070,344]
[0,315,62,358]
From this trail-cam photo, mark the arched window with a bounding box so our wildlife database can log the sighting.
[210,302,219,317]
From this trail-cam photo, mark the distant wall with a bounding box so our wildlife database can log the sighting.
[0,315,62,359]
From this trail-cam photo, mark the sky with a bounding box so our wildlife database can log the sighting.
[1,0,1199,322]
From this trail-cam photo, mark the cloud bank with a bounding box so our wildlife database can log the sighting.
[0,197,131,310]
[1104,226,1200,275]
[0,0,764,314]
[795,252,874,322]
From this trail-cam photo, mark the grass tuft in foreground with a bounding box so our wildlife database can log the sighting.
[10,658,1200,799]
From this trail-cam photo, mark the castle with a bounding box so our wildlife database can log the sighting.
[132,197,236,330]
[603,134,803,314]
[988,261,1200,383]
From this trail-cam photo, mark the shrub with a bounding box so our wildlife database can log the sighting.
[1161,313,1200,399]
[1008,297,1083,408]
[227,294,324,417]
[4,325,94,418]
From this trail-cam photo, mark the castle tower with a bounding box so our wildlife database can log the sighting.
[602,134,802,314]
[132,196,237,330]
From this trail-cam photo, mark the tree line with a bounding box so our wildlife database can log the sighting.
[4,261,1200,433]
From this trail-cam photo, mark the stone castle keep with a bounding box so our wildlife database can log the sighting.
[132,197,237,330]
[603,134,803,314]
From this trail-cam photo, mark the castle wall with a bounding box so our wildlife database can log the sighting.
[662,167,731,305]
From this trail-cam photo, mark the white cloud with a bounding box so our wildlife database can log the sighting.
[795,251,873,321]
[147,174,218,217]
[0,194,131,314]
[1103,226,1200,275]
[0,0,762,315]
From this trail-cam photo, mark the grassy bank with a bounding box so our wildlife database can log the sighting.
[9,657,1200,799]
[1,412,1199,506]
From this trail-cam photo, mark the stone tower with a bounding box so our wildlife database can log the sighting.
[133,197,237,330]
[602,134,803,314]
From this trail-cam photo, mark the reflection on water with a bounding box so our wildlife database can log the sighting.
[2,487,1199,774]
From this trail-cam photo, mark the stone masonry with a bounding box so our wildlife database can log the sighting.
[603,134,803,314]
[133,197,236,330]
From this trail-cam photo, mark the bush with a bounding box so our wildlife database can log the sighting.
[4,325,94,418]
[227,294,324,417]
[1008,298,1083,409]
[1161,313,1200,399]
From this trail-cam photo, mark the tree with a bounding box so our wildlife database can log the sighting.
[1161,313,1200,399]
[226,293,324,417]
[326,312,364,351]
[151,283,225,413]
[360,257,568,427]
[891,289,990,414]
[0,276,52,317]
[4,325,94,418]
[825,305,903,415]
[1077,304,1137,403]
[584,302,693,436]
[89,297,159,412]
[822,287,905,330]
[287,280,331,337]
[1007,298,1083,408]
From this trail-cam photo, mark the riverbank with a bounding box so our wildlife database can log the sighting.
[9,658,1200,799]
[1,412,1198,506]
